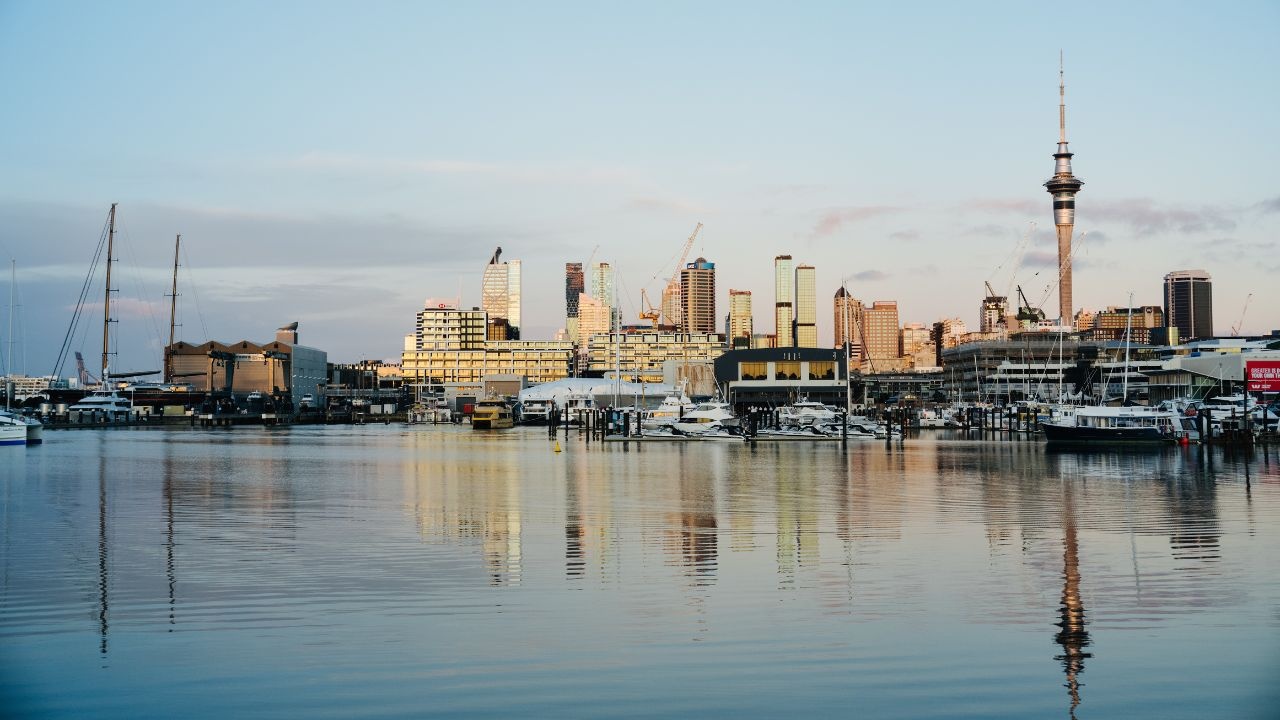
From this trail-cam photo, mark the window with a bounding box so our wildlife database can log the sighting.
[808,361,835,380]
[776,361,801,381]
[740,362,768,381]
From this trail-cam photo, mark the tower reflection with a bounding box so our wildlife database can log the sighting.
[1055,484,1091,719]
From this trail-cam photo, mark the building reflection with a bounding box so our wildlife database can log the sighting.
[1055,484,1091,720]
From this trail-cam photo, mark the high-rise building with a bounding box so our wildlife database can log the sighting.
[565,262,584,321]
[834,287,864,365]
[774,255,794,347]
[661,282,680,330]
[728,289,753,347]
[590,262,617,331]
[862,301,900,362]
[900,322,931,357]
[680,257,716,334]
[481,248,521,339]
[1044,57,1084,324]
[794,264,817,347]
[1163,270,1213,341]
[576,293,612,349]
[981,293,1009,334]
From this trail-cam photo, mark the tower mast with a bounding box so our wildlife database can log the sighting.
[1045,53,1084,325]
[165,234,181,382]
[101,203,117,387]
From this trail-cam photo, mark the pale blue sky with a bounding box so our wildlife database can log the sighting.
[1,1,1276,374]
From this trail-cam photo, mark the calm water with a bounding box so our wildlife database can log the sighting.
[2,426,1278,719]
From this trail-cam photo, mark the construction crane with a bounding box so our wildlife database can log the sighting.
[638,288,661,324]
[661,222,703,326]
[1015,285,1046,325]
[1231,293,1253,336]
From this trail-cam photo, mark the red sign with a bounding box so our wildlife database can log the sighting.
[1246,360,1280,392]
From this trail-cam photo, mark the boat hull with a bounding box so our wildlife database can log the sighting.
[1042,422,1171,446]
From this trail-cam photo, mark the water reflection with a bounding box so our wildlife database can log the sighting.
[97,444,109,658]
[1055,482,1091,720]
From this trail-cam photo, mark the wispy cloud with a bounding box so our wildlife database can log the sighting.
[1089,198,1235,235]
[623,195,709,216]
[1254,196,1280,214]
[810,206,905,238]
[889,229,921,242]
[288,151,638,187]
[851,269,889,282]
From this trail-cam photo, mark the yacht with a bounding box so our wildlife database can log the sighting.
[1041,405,1196,446]
[672,401,738,434]
[68,391,133,419]
[776,400,838,427]
[642,389,696,430]
[0,413,29,445]
[471,399,514,430]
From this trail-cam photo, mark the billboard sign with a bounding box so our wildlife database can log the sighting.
[1245,360,1280,392]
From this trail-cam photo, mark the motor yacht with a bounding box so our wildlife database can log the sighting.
[672,401,738,434]
[776,400,837,427]
[471,399,514,429]
[1041,405,1196,445]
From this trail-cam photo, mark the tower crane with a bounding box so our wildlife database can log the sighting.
[1016,285,1046,325]
[639,288,661,324]
[1231,293,1253,336]
[662,222,703,326]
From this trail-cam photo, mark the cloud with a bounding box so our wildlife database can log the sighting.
[623,196,709,216]
[810,206,904,238]
[889,229,921,242]
[963,224,1009,238]
[1088,198,1235,235]
[971,198,1041,215]
[287,151,637,187]
[1256,197,1280,213]
[851,270,889,282]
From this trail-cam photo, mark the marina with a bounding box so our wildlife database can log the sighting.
[2,425,1277,718]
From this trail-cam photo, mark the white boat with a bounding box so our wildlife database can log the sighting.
[68,391,133,419]
[756,424,841,441]
[642,389,696,430]
[0,413,28,446]
[916,408,949,429]
[777,400,838,427]
[0,410,42,444]
[695,422,751,442]
[672,401,738,434]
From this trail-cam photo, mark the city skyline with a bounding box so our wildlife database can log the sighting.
[1,2,1277,375]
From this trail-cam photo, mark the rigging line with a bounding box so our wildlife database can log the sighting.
[52,212,110,378]
[180,244,209,341]
[115,218,167,364]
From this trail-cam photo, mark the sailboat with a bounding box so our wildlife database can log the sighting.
[1,259,44,444]
[66,204,135,422]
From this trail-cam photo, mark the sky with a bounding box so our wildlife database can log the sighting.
[1,1,1277,377]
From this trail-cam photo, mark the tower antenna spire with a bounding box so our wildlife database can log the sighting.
[1059,50,1067,144]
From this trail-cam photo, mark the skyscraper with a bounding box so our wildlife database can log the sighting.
[1044,56,1084,324]
[862,301,900,362]
[834,287,864,365]
[794,264,817,347]
[590,262,617,331]
[774,255,794,347]
[565,262,584,339]
[728,289,753,347]
[481,248,521,339]
[680,257,716,334]
[1163,270,1213,341]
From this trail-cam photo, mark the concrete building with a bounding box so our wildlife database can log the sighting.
[680,257,716,334]
[1164,270,1213,341]
[713,347,851,408]
[727,289,753,349]
[794,264,817,348]
[412,303,486,350]
[584,331,724,384]
[401,340,573,388]
[981,294,1009,334]
[862,301,900,364]
[900,322,931,357]
[1083,305,1165,344]
[576,293,612,350]
[166,323,327,411]
[774,255,794,348]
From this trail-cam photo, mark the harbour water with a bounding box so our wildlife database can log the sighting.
[2,426,1278,718]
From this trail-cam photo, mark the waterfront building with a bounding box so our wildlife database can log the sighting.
[680,257,716,334]
[402,340,573,388]
[713,347,850,408]
[413,303,486,350]
[862,301,900,364]
[481,250,521,339]
[584,331,724,384]
[565,262,584,340]
[794,264,817,348]
[834,287,864,365]
[774,255,794,347]
[728,289,753,349]
[2,374,55,402]
[166,323,327,410]
[1163,270,1213,341]
[1044,58,1084,324]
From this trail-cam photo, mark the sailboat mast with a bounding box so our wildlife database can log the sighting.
[166,234,181,382]
[6,259,14,378]
[101,203,117,386]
